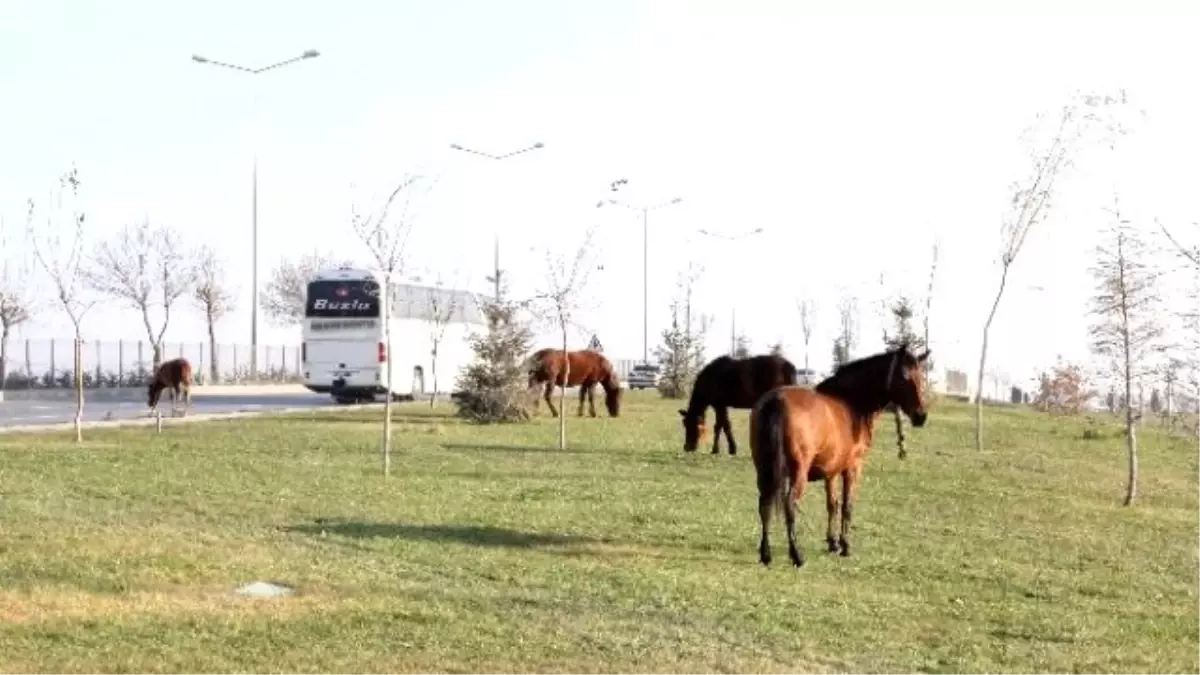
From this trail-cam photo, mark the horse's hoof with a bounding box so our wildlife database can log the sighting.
[728,448,737,456]
[827,537,839,553]
[789,549,805,568]
[759,552,772,566]
[838,539,851,557]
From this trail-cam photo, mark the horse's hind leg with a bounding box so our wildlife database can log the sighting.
[583,381,597,417]
[785,464,808,568]
[576,382,590,417]
[758,494,774,566]
[838,465,861,557]
[824,477,840,553]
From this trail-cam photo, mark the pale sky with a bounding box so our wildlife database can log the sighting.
[1,0,1198,392]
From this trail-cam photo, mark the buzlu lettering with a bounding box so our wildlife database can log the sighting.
[313,298,373,311]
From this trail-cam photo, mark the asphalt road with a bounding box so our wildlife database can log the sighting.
[0,393,342,428]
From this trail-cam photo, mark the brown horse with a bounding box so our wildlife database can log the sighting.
[148,357,193,416]
[751,344,930,567]
[678,354,798,455]
[527,348,622,418]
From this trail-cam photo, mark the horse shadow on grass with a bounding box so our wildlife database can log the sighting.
[282,518,604,550]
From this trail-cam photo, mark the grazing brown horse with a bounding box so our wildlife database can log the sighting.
[751,344,930,568]
[678,354,798,455]
[148,357,193,417]
[527,348,622,418]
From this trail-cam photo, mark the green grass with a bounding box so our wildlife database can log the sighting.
[0,393,1196,673]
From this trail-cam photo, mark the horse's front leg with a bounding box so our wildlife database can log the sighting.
[181,386,191,417]
[825,476,840,553]
[838,465,861,557]
[713,406,736,455]
[586,381,598,417]
[543,382,559,418]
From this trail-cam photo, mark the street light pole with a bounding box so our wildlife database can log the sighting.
[191,49,320,377]
[605,196,684,364]
[696,227,765,357]
[448,142,544,302]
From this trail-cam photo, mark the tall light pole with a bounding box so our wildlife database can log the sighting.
[448,142,544,302]
[191,49,321,376]
[696,227,765,356]
[604,196,684,364]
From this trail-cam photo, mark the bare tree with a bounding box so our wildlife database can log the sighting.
[1088,195,1164,506]
[27,166,94,443]
[193,245,236,384]
[1155,218,1199,268]
[974,90,1132,451]
[534,226,599,451]
[0,217,34,387]
[797,297,816,375]
[261,251,352,326]
[923,239,940,381]
[834,294,859,364]
[424,272,461,408]
[351,173,432,477]
[86,221,193,368]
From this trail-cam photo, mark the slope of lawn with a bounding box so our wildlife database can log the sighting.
[0,393,1196,673]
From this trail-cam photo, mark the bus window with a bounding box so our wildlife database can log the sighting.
[305,280,381,318]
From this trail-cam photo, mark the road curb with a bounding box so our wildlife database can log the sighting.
[0,402,381,435]
[0,383,314,404]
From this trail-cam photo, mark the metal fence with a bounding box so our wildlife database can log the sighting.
[0,339,302,390]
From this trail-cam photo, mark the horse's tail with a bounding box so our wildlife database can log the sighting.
[752,391,790,516]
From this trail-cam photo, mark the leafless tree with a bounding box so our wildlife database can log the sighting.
[261,251,352,326]
[1088,195,1164,506]
[86,221,193,368]
[27,166,94,443]
[797,297,816,375]
[0,217,34,387]
[534,225,600,451]
[351,172,433,477]
[974,89,1133,451]
[923,239,940,382]
[424,272,461,408]
[1155,218,1199,268]
[193,245,236,384]
[835,293,859,363]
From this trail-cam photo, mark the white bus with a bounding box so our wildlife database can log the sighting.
[301,266,487,404]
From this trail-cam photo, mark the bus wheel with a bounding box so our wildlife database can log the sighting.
[333,395,357,405]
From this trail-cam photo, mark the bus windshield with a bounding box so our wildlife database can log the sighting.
[305,279,380,318]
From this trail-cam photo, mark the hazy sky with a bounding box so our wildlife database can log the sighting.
[1,0,1198,390]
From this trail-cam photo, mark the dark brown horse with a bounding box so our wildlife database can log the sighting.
[148,357,193,416]
[678,354,798,455]
[527,348,622,418]
[751,344,930,568]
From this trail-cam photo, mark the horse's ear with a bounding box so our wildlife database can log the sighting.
[917,348,931,363]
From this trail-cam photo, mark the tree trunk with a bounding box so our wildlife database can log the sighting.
[207,315,219,384]
[73,332,84,444]
[0,324,9,388]
[975,263,1011,451]
[1123,369,1138,506]
[559,333,568,450]
[430,345,438,409]
[382,320,394,477]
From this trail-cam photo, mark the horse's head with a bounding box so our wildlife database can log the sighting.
[603,375,623,417]
[678,409,708,451]
[147,379,163,410]
[885,345,931,427]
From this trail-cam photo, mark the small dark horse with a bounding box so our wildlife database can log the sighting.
[148,357,193,417]
[678,354,798,455]
[751,344,930,568]
[527,348,622,418]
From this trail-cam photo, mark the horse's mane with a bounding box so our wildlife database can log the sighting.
[814,348,907,403]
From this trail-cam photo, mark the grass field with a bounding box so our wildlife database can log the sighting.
[0,393,1196,673]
